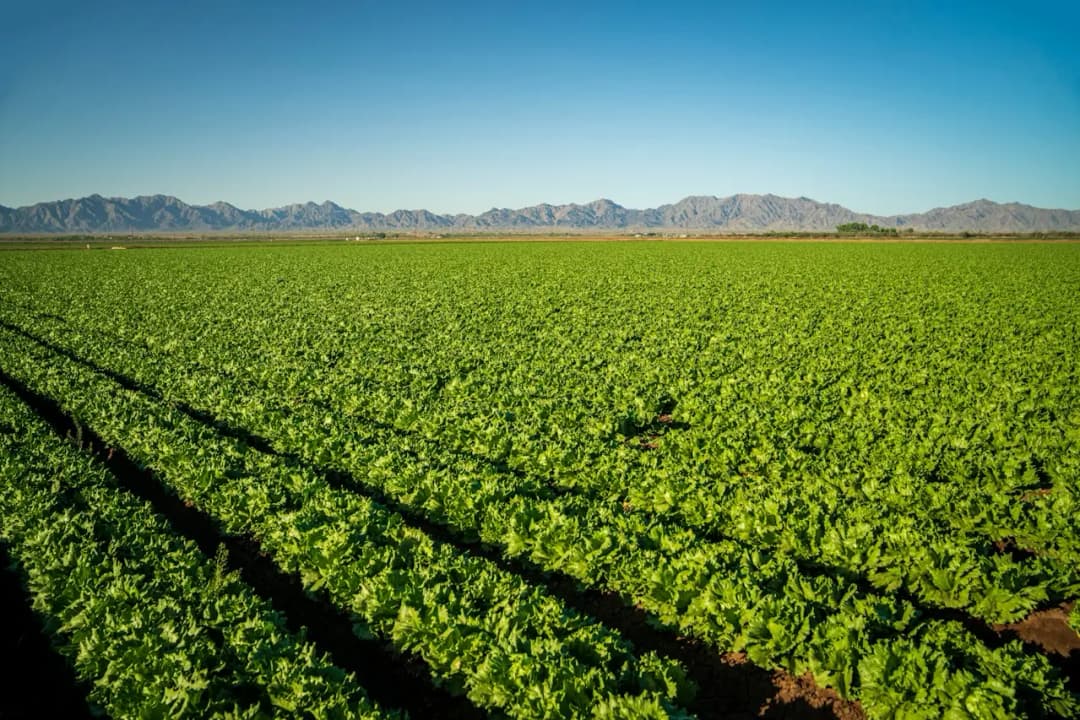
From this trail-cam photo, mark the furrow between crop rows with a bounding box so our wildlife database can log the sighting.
[2,301,1076,718]
[4,301,1076,636]
[0,380,398,719]
[2,241,1078,720]
[0,313,1053,648]
[0,322,874,719]
[0,544,95,719]
[0,369,482,720]
[0,334,699,719]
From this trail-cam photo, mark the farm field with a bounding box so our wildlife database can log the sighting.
[1,240,1078,719]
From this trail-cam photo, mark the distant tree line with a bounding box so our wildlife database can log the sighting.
[835,222,904,235]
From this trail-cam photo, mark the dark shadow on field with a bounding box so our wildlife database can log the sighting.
[6,315,1078,712]
[2,318,1066,634]
[0,368,485,720]
[0,544,95,719]
[0,319,870,718]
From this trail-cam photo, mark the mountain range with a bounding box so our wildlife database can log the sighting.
[1,194,1078,233]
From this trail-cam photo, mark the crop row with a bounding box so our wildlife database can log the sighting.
[3,242,1078,719]
[9,298,1077,628]
[0,334,693,719]
[0,383,392,719]
[1,305,1075,717]
[3,244,1075,626]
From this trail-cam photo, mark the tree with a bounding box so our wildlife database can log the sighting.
[836,222,870,233]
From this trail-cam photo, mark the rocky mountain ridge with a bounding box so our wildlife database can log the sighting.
[2,193,1078,233]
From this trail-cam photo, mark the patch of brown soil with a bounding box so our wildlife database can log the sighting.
[678,648,864,720]
[994,602,1080,657]
[760,670,865,720]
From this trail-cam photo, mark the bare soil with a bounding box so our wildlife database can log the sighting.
[995,602,1080,657]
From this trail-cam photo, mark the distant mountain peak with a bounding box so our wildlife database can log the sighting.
[1,194,1077,233]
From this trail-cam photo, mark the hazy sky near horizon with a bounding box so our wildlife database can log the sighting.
[2,0,1078,214]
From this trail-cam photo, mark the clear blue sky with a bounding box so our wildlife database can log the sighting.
[2,0,1078,214]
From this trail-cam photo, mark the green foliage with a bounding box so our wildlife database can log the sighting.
[836,222,900,234]
[0,387,390,719]
[1,241,1078,719]
[0,331,691,718]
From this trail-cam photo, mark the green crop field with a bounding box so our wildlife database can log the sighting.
[1,240,1078,719]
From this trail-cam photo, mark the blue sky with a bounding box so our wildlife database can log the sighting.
[2,0,1077,214]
